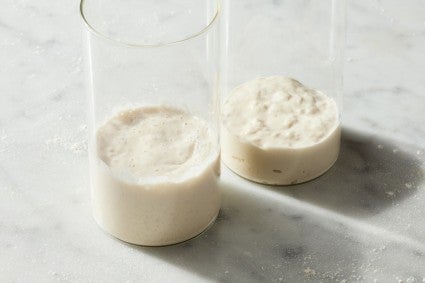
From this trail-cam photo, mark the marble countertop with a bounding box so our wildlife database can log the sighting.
[1,0,425,282]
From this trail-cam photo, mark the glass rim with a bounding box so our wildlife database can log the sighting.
[79,0,221,48]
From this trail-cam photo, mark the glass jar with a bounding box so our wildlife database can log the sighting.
[81,0,221,246]
[221,0,346,185]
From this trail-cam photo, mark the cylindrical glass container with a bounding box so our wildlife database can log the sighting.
[221,0,346,185]
[81,0,221,246]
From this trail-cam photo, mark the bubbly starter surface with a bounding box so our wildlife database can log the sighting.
[221,76,340,185]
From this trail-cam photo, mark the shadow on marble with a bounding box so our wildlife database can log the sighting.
[133,182,363,282]
[264,127,424,217]
[124,128,423,282]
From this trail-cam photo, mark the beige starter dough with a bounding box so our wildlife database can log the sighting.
[92,106,220,246]
[221,76,340,185]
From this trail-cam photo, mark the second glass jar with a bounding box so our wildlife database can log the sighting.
[220,0,346,185]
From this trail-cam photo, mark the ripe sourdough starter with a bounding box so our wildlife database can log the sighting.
[92,106,220,246]
[221,76,340,185]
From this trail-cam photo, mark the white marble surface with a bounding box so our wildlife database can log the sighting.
[1,0,425,282]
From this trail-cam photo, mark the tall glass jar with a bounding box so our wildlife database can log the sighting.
[81,0,221,246]
[221,0,346,185]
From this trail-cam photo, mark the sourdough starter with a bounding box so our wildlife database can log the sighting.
[221,76,340,185]
[92,106,220,246]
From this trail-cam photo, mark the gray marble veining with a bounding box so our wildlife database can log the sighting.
[1,0,425,282]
